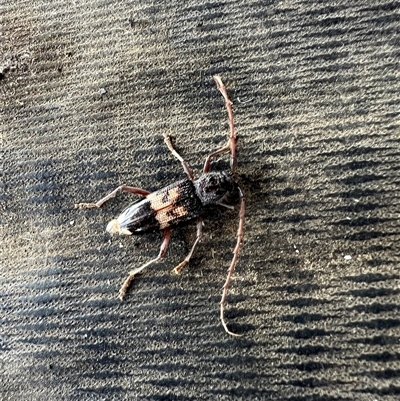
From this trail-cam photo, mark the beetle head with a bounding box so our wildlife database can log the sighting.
[194,171,237,206]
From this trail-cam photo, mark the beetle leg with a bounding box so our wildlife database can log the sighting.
[217,201,234,210]
[75,186,150,209]
[220,187,245,336]
[119,228,172,300]
[203,76,237,173]
[163,134,194,181]
[172,217,203,274]
[203,142,230,173]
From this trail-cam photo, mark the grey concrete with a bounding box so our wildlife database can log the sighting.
[2,0,399,399]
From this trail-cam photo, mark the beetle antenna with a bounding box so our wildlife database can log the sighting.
[220,187,245,336]
[213,75,237,172]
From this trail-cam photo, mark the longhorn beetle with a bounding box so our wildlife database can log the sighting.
[75,76,245,336]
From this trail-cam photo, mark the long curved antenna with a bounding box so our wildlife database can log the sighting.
[213,75,237,171]
[203,76,237,173]
[220,187,245,336]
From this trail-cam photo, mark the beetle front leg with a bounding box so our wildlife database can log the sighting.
[119,228,172,300]
[202,142,231,173]
[172,217,203,274]
[75,186,150,209]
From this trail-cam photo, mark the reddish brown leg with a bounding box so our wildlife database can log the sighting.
[203,76,237,173]
[75,186,150,209]
[119,228,172,300]
[220,187,245,336]
[163,134,194,181]
[203,143,231,174]
[172,217,203,274]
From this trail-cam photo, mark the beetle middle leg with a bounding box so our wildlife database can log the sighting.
[163,134,194,181]
[119,228,172,300]
[172,217,203,274]
[75,186,150,209]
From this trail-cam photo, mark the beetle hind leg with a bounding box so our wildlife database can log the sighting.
[75,186,150,209]
[119,228,171,300]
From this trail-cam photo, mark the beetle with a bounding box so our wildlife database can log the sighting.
[75,76,245,336]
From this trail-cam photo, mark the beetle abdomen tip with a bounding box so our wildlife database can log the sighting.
[106,219,120,234]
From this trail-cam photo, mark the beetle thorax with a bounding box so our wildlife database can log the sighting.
[194,171,237,206]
